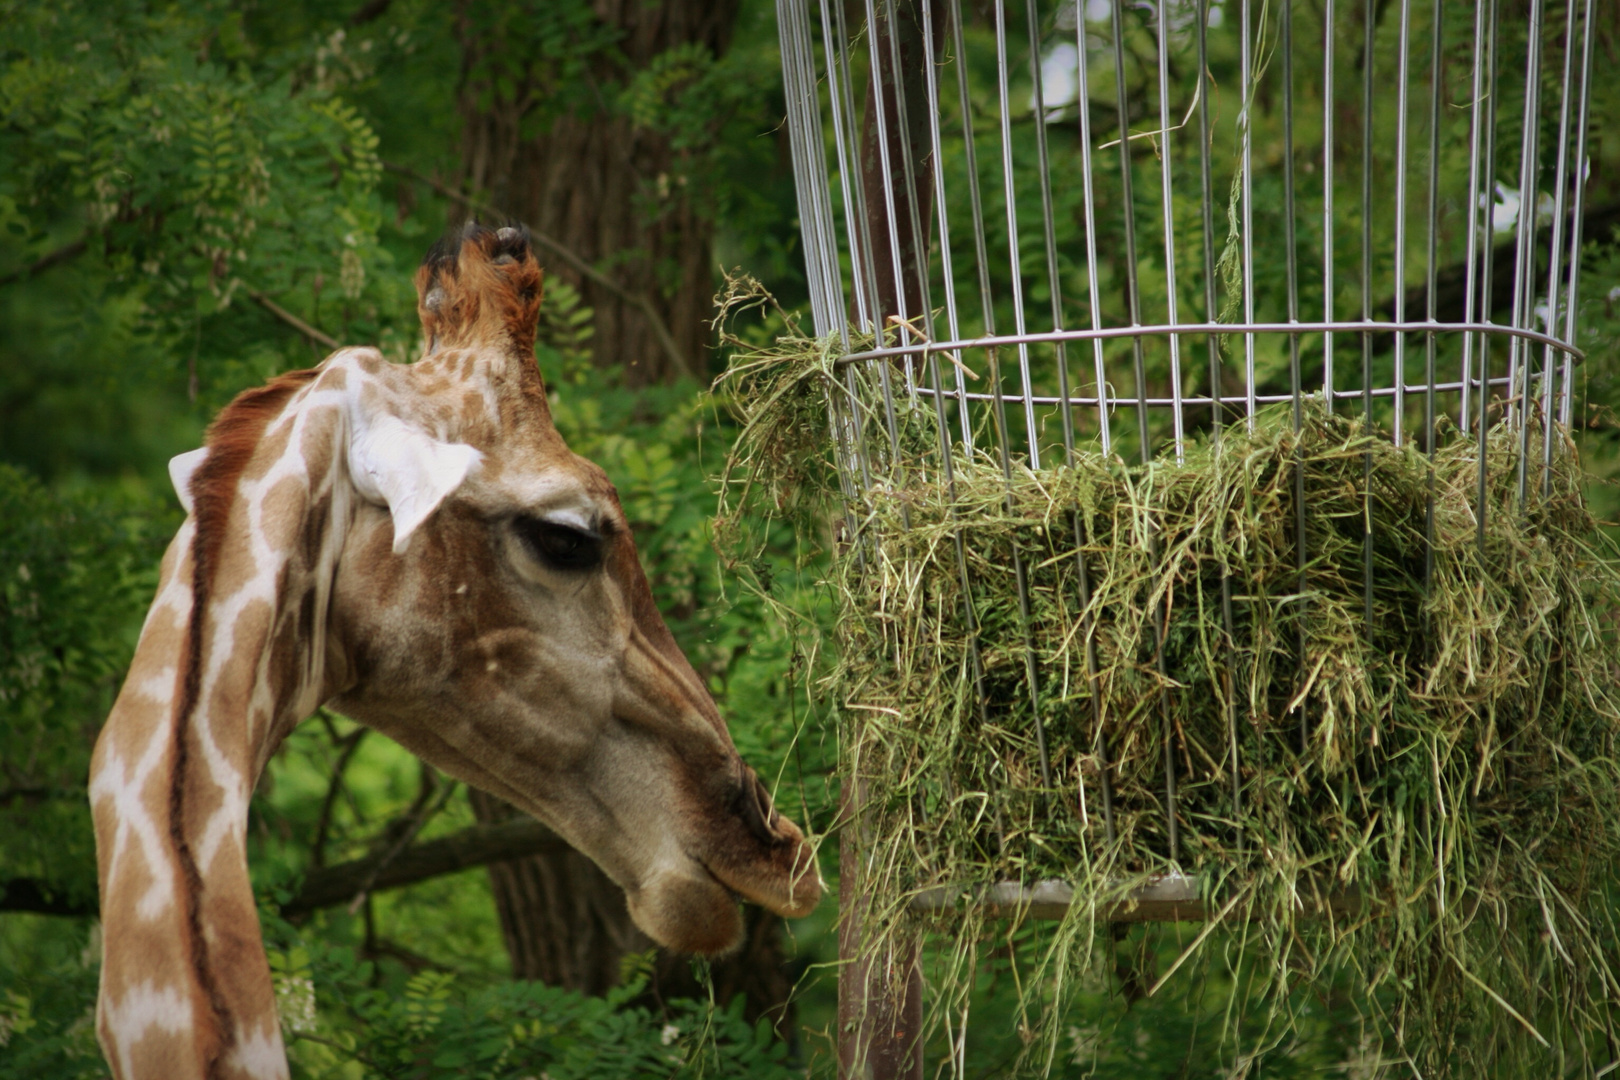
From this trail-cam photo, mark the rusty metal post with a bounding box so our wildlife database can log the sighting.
[836,1,939,1075]
[837,781,923,1080]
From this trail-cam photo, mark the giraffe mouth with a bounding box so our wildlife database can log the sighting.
[621,769,820,955]
[697,800,823,922]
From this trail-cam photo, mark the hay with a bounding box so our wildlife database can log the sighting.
[714,312,1620,1077]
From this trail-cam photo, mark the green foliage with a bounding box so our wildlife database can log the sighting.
[0,467,173,911]
[0,919,104,1080]
[0,0,391,348]
[260,916,799,1080]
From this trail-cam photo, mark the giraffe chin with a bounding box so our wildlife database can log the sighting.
[625,832,823,956]
[624,864,747,956]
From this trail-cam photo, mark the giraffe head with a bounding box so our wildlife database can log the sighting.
[323,224,821,952]
[91,223,822,1079]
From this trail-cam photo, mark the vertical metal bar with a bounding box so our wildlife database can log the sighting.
[787,0,871,554]
[1458,0,1489,434]
[990,0,1052,805]
[1360,0,1376,626]
[1075,0,1115,843]
[853,0,916,499]
[916,0,995,869]
[1026,0,1075,458]
[1109,0,1177,863]
[1558,0,1597,428]
[947,0,1013,566]
[1510,0,1544,503]
[1155,0,1185,462]
[1240,0,1257,428]
[1391,0,1413,446]
[1027,0,1106,833]
[949,0,1000,342]
[1539,0,1578,494]
[1110,0,1151,463]
[1422,0,1443,597]
[993,0,1041,469]
[1196,0,1239,840]
[779,0,845,338]
[1074,0,1113,453]
[1071,510,1113,845]
[916,0,959,477]
[1475,0,1501,555]
[782,0,868,590]
[827,0,881,333]
[1197,0,1221,434]
[921,0,972,449]
[832,0,887,523]
[922,1,1004,862]
[1282,2,1301,429]
[1281,0,1309,756]
[882,0,939,347]
[863,0,917,332]
[1323,0,1336,412]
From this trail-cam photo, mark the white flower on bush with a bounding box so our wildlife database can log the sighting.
[340,249,366,300]
[661,1022,681,1046]
[273,974,317,1036]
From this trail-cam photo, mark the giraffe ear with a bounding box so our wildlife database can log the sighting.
[168,447,208,514]
[348,413,482,555]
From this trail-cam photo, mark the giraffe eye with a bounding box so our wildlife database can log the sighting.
[516,516,602,572]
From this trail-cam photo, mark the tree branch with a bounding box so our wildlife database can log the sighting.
[281,816,570,916]
[1,817,573,918]
[381,160,699,381]
[0,878,92,916]
[348,0,394,26]
[0,235,90,289]
[341,771,456,912]
[311,725,367,868]
[246,287,340,350]
[0,785,82,806]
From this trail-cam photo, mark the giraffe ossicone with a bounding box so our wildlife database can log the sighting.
[90,222,822,1080]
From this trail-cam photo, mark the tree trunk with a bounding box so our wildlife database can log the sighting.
[467,790,795,1035]
[453,0,741,385]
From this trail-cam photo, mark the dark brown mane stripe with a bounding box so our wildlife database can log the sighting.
[171,366,317,1078]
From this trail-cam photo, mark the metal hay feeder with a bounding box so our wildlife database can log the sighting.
[771,0,1600,1074]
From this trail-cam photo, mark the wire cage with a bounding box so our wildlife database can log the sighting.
[774,0,1597,857]
[765,0,1611,1071]
[776,0,1597,478]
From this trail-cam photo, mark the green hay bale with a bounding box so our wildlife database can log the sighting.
[716,325,1620,1077]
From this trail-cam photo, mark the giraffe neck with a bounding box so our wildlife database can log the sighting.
[91,368,350,1080]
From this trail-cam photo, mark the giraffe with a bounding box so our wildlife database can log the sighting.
[88,223,822,1080]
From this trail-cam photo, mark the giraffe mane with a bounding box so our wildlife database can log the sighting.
[173,366,318,1077]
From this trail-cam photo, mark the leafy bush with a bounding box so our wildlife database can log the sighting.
[267,917,799,1080]
[0,467,173,913]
